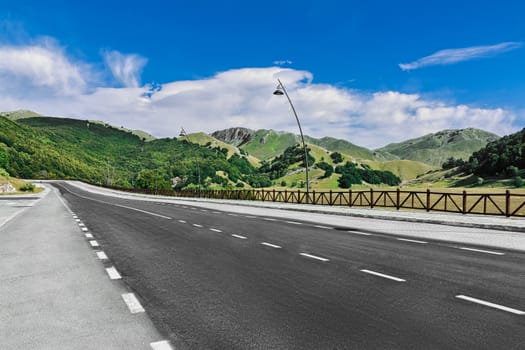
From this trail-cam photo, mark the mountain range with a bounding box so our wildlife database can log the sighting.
[0,110,512,190]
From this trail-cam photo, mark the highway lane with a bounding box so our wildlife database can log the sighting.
[54,182,525,349]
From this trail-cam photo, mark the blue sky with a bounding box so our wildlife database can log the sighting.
[1,0,523,147]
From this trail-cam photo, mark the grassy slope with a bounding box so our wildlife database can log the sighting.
[377,128,500,166]
[241,130,299,160]
[304,135,375,160]
[179,132,260,166]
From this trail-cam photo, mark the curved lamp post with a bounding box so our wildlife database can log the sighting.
[273,78,310,203]
[179,127,201,196]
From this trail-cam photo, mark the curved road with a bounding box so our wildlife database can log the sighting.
[53,182,525,349]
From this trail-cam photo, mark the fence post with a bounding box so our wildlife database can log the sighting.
[312,190,316,204]
[349,189,352,207]
[284,189,288,203]
[272,188,276,202]
[261,188,265,201]
[370,188,374,208]
[298,189,301,204]
[396,188,400,210]
[329,190,333,206]
[462,190,467,214]
[426,189,431,212]
[506,190,511,217]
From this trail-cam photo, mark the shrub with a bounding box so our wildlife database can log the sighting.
[514,176,524,188]
[0,168,8,176]
[280,180,287,187]
[19,182,35,192]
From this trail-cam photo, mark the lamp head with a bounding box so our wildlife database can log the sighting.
[273,83,284,95]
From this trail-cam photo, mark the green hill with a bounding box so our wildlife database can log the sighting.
[0,109,42,120]
[376,128,500,167]
[464,128,525,177]
[0,116,256,189]
[304,135,375,160]
[212,128,377,161]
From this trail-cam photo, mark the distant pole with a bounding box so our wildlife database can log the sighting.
[180,127,201,197]
[273,78,310,203]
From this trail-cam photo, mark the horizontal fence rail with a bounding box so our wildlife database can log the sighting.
[100,185,525,218]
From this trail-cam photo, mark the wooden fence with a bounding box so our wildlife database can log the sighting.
[105,186,525,217]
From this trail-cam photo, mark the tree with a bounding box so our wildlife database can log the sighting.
[316,161,334,178]
[330,152,343,164]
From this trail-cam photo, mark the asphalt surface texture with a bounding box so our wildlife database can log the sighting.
[53,182,525,350]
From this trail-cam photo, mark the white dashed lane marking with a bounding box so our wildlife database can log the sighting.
[285,221,302,225]
[85,233,94,239]
[261,242,282,249]
[192,224,203,228]
[360,269,406,282]
[232,234,247,240]
[81,227,89,232]
[150,340,174,350]
[213,211,221,214]
[397,238,428,244]
[89,240,99,247]
[106,266,122,280]
[96,251,108,260]
[349,231,372,236]
[263,218,277,221]
[121,293,145,314]
[228,213,239,217]
[456,295,525,315]
[459,247,505,255]
[244,215,256,219]
[300,253,330,262]
[314,225,332,230]
[178,220,186,223]
[210,228,222,233]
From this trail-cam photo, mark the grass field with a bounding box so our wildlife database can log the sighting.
[0,176,43,195]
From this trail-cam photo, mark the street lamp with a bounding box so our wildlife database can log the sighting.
[273,78,310,203]
[179,127,202,196]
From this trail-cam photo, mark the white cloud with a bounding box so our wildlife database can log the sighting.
[0,38,91,95]
[103,50,147,87]
[0,39,518,148]
[399,42,523,71]
[273,60,293,65]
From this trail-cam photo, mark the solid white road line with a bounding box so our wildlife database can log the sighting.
[89,240,99,247]
[232,234,247,240]
[106,266,122,280]
[210,228,222,233]
[121,293,145,314]
[285,221,303,225]
[59,186,173,220]
[150,340,174,350]
[349,231,372,236]
[456,295,525,315]
[178,220,186,223]
[360,269,406,282]
[192,224,203,228]
[261,242,282,249]
[300,253,330,262]
[459,247,505,255]
[85,233,94,239]
[397,238,428,244]
[96,251,108,260]
[314,225,332,230]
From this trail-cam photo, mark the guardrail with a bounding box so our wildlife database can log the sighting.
[101,185,525,218]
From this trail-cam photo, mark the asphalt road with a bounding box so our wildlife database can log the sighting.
[53,182,525,350]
